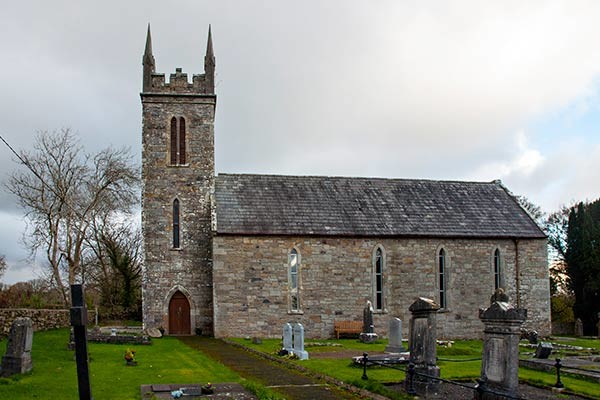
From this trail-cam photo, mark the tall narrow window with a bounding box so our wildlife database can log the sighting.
[170,117,178,165]
[438,248,446,309]
[178,117,186,164]
[169,116,187,165]
[289,248,300,312]
[373,247,384,311]
[494,249,501,290]
[172,199,180,248]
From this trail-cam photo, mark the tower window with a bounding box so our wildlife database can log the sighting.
[438,248,446,309]
[373,246,384,311]
[169,116,187,165]
[173,199,180,248]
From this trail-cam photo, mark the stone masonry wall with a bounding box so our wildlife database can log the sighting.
[213,236,550,339]
[0,309,96,336]
[141,91,215,335]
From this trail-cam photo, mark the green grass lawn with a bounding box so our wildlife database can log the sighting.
[231,336,600,399]
[0,329,240,400]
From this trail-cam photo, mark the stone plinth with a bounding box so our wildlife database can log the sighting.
[0,317,33,377]
[408,297,440,391]
[476,298,526,400]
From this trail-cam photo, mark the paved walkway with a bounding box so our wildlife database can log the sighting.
[177,336,365,400]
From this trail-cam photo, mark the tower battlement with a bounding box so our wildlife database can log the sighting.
[148,68,213,94]
[142,25,215,95]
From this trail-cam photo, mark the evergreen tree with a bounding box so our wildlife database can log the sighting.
[565,199,600,334]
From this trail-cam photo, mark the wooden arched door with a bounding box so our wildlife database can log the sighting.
[168,291,191,335]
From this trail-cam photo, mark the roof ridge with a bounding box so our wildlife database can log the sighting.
[216,172,495,185]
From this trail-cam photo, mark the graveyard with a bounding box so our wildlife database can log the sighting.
[0,292,598,399]
[0,324,598,399]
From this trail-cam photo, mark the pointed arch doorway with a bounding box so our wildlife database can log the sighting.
[168,291,191,335]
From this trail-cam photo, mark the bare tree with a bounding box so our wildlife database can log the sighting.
[0,255,6,282]
[6,129,139,305]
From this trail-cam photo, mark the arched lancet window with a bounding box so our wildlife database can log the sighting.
[438,248,447,309]
[172,199,180,248]
[169,116,186,165]
[289,248,300,312]
[494,249,502,290]
[373,247,384,311]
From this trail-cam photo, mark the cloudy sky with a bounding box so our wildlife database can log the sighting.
[1,1,599,283]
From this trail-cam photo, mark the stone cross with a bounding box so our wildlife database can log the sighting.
[385,317,405,353]
[476,293,526,400]
[408,297,440,393]
[360,300,378,343]
[363,300,374,333]
[0,317,33,377]
[292,323,309,360]
[575,318,583,337]
[282,323,293,353]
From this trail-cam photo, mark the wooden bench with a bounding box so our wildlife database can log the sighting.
[334,321,362,339]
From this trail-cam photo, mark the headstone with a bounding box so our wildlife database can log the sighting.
[292,323,309,360]
[534,342,552,359]
[385,317,405,353]
[360,300,378,343]
[575,318,583,337]
[146,327,162,338]
[282,323,293,353]
[407,297,440,393]
[0,317,33,376]
[476,291,526,400]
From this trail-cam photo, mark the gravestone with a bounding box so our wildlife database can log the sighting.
[292,323,309,360]
[282,323,293,353]
[534,342,553,359]
[0,317,33,377]
[476,290,526,400]
[575,318,583,337]
[385,317,405,353]
[408,297,440,392]
[359,300,378,343]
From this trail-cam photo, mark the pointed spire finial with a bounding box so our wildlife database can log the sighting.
[142,23,156,92]
[144,23,153,57]
[205,24,214,63]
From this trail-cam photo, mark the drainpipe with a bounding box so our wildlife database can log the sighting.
[513,239,520,308]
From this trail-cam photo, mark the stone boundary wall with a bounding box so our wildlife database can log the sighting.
[0,309,96,336]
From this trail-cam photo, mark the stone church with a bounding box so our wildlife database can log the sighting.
[141,28,551,339]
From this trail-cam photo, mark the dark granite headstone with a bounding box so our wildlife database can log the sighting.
[0,317,33,377]
[534,342,553,359]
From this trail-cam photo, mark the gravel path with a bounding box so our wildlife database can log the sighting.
[178,336,364,400]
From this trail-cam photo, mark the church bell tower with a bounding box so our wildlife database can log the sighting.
[141,25,216,335]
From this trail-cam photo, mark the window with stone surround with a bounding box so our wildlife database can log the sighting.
[438,248,447,309]
[493,248,502,290]
[172,198,180,248]
[169,116,187,165]
[373,246,385,312]
[288,248,301,312]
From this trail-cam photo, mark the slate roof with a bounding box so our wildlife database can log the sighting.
[214,174,546,238]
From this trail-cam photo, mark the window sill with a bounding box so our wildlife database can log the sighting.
[170,247,183,252]
[167,164,190,168]
[437,308,451,313]
[374,309,388,315]
[287,310,304,315]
